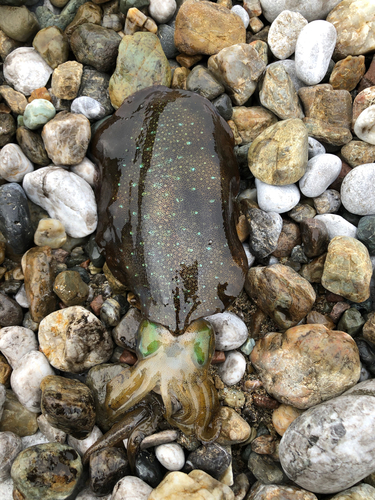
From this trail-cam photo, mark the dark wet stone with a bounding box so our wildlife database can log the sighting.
[186,443,231,480]
[157,24,178,59]
[69,266,91,284]
[112,294,129,316]
[41,375,96,439]
[16,127,50,166]
[78,66,114,118]
[0,183,33,255]
[90,447,129,496]
[0,113,15,147]
[337,308,365,337]
[85,234,105,268]
[11,443,82,500]
[70,23,121,73]
[248,451,288,485]
[357,215,375,255]
[355,338,375,375]
[0,279,22,295]
[53,270,89,306]
[300,218,330,258]
[0,294,22,327]
[66,246,88,267]
[186,65,225,101]
[234,143,252,175]
[135,449,165,488]
[212,93,233,121]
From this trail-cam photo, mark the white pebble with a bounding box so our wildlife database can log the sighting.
[111,476,153,500]
[15,285,30,309]
[231,5,250,29]
[0,477,14,500]
[314,214,357,240]
[37,414,66,444]
[70,157,99,188]
[218,351,247,386]
[299,154,342,198]
[155,442,185,471]
[260,0,342,23]
[71,96,107,120]
[0,144,33,183]
[149,0,176,23]
[255,178,300,214]
[341,163,375,216]
[10,351,54,413]
[295,20,337,86]
[23,166,98,238]
[67,426,103,456]
[0,326,37,369]
[268,10,308,60]
[21,430,50,449]
[308,137,326,159]
[205,311,248,351]
[354,105,375,145]
[3,47,53,96]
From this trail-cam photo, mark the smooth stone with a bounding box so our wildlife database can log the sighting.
[280,379,375,494]
[71,96,107,120]
[120,0,149,16]
[77,488,111,500]
[255,179,300,214]
[300,218,329,258]
[186,443,231,480]
[34,218,67,248]
[100,298,121,327]
[251,324,360,409]
[148,470,234,500]
[141,430,179,450]
[322,236,372,303]
[37,414,66,443]
[212,93,233,121]
[259,0,342,22]
[353,87,375,127]
[68,425,102,455]
[112,476,153,500]
[0,326,37,369]
[295,21,337,86]
[42,111,91,165]
[341,163,375,215]
[330,55,366,92]
[90,447,129,496]
[204,311,247,351]
[155,443,184,471]
[0,144,33,182]
[0,5,39,42]
[0,390,38,437]
[272,404,304,437]
[231,5,249,28]
[51,60,83,100]
[299,154,342,198]
[272,219,301,258]
[354,106,375,145]
[232,106,277,144]
[0,85,27,115]
[0,114,16,147]
[54,270,89,306]
[38,306,113,373]
[0,431,22,481]
[314,189,341,214]
[11,351,54,413]
[149,0,176,23]
[341,141,375,168]
[207,43,266,106]
[268,10,308,60]
[23,99,56,130]
[23,167,97,238]
[246,208,283,259]
[248,452,288,485]
[330,484,375,499]
[32,26,69,69]
[3,47,53,96]
[357,216,375,255]
[64,2,102,39]
[327,0,375,59]
[16,127,50,166]
[157,24,178,59]
[174,0,246,56]
[109,32,171,109]
[135,449,165,488]
[308,137,326,159]
[11,443,82,500]
[245,264,316,329]
[78,66,114,117]
[248,118,308,186]
[71,157,99,188]
[314,214,357,239]
[218,351,246,386]
[185,65,225,101]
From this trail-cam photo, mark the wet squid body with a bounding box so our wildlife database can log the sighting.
[91,86,247,442]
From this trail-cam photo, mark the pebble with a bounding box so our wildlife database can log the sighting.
[32,26,69,70]
[231,5,249,29]
[0,431,22,481]
[330,55,366,92]
[357,216,375,254]
[268,59,306,92]
[100,297,121,327]
[34,218,67,248]
[37,414,66,444]
[90,447,129,496]
[204,311,248,351]
[248,451,287,485]
[185,65,225,101]
[186,443,231,479]
[0,85,27,115]
[0,294,23,327]
[268,10,308,60]
[23,98,56,130]
[255,179,300,214]
[111,476,153,500]
[70,157,98,188]
[354,106,375,145]
[300,218,329,258]
[155,442,185,471]
[77,489,111,500]
[16,126,50,166]
[3,47,53,96]
[0,5,39,42]
[78,66,114,117]
[341,141,375,168]
[337,308,365,337]
[232,106,277,144]
[157,24,178,59]
[308,137,326,159]
[38,306,113,372]
[51,60,83,100]
[0,144,33,182]
[112,307,141,350]
[246,208,283,259]
[330,484,375,499]
[295,21,337,86]
[71,96,107,120]
[0,389,38,437]
[259,0,342,22]
[314,189,341,214]
[0,326,37,369]
[149,0,176,23]
[68,425,103,456]
[314,214,357,239]
[0,114,16,148]
[341,163,375,215]
[23,167,97,238]
[217,406,250,446]
[272,404,304,437]
[248,483,318,500]
[218,351,246,386]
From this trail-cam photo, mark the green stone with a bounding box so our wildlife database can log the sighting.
[35,0,87,30]
[0,390,38,437]
[0,5,39,42]
[33,26,69,69]
[23,99,56,130]
[119,0,150,16]
[109,32,172,109]
[357,215,375,255]
[337,307,365,337]
[53,270,89,306]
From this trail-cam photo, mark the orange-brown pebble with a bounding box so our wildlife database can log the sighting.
[28,87,52,102]
[253,393,279,409]
[329,301,351,323]
[243,379,263,391]
[0,103,11,113]
[251,435,276,455]
[306,311,335,330]
[272,404,304,436]
[119,349,137,365]
[236,214,250,243]
[90,294,104,316]
[211,350,225,364]
[80,259,90,269]
[175,53,203,69]
[0,352,11,386]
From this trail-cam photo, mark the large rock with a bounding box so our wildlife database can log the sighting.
[280,380,375,494]
[245,264,316,329]
[250,324,360,409]
[248,119,308,185]
[174,0,245,56]
[341,163,375,216]
[321,236,372,303]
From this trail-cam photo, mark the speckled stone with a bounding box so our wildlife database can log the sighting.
[246,264,316,329]
[322,236,372,303]
[16,127,50,166]
[341,141,375,168]
[231,106,277,144]
[51,60,83,100]
[186,443,231,480]
[34,218,67,248]
[330,484,375,500]
[314,189,341,215]
[330,55,366,91]
[246,208,283,259]
[32,26,69,69]
[268,10,308,60]
[0,326,37,369]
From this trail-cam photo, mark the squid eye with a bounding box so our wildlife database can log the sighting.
[137,320,163,359]
[192,323,215,368]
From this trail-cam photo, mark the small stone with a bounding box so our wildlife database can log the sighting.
[34,218,67,248]
[149,0,175,23]
[314,189,341,215]
[0,144,33,182]
[299,154,342,198]
[102,13,123,31]
[248,118,308,186]
[245,264,316,329]
[0,113,15,147]
[217,406,250,445]
[259,0,341,22]
[341,163,375,215]
[155,442,184,471]
[0,326,37,369]
[0,431,22,481]
[308,137,326,159]
[68,425,103,456]
[71,157,99,188]
[71,96,107,120]
[174,0,246,56]
[354,106,375,145]
[251,324,360,409]
[23,99,56,130]
[141,430,179,450]
[38,306,113,373]
[251,434,275,455]
[157,24,178,59]
[37,414,66,443]
[231,106,277,144]
[255,179,300,214]
[352,87,375,127]
[322,236,372,303]
[51,60,83,100]
[231,5,249,28]
[112,307,141,350]
[204,311,248,351]
[357,216,375,255]
[11,443,82,500]
[272,220,301,258]
[0,85,27,115]
[248,483,318,500]
[272,404,304,437]
[16,127,50,166]
[330,55,366,91]
[90,447,129,496]
[124,7,157,36]
[212,93,233,121]
[32,26,69,69]
[341,141,375,168]
[300,218,329,258]
[186,443,231,479]
[112,476,153,500]
[3,47,53,96]
[78,66,114,117]
[185,65,225,101]
[268,10,308,60]
[337,308,365,337]
[28,87,52,103]
[268,59,305,92]
[0,390,38,437]
[248,452,287,485]
[100,298,121,327]
[53,270,89,306]
[314,214,357,240]
[246,208,283,259]
[218,351,246,386]
[359,55,375,92]
[64,2,102,39]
